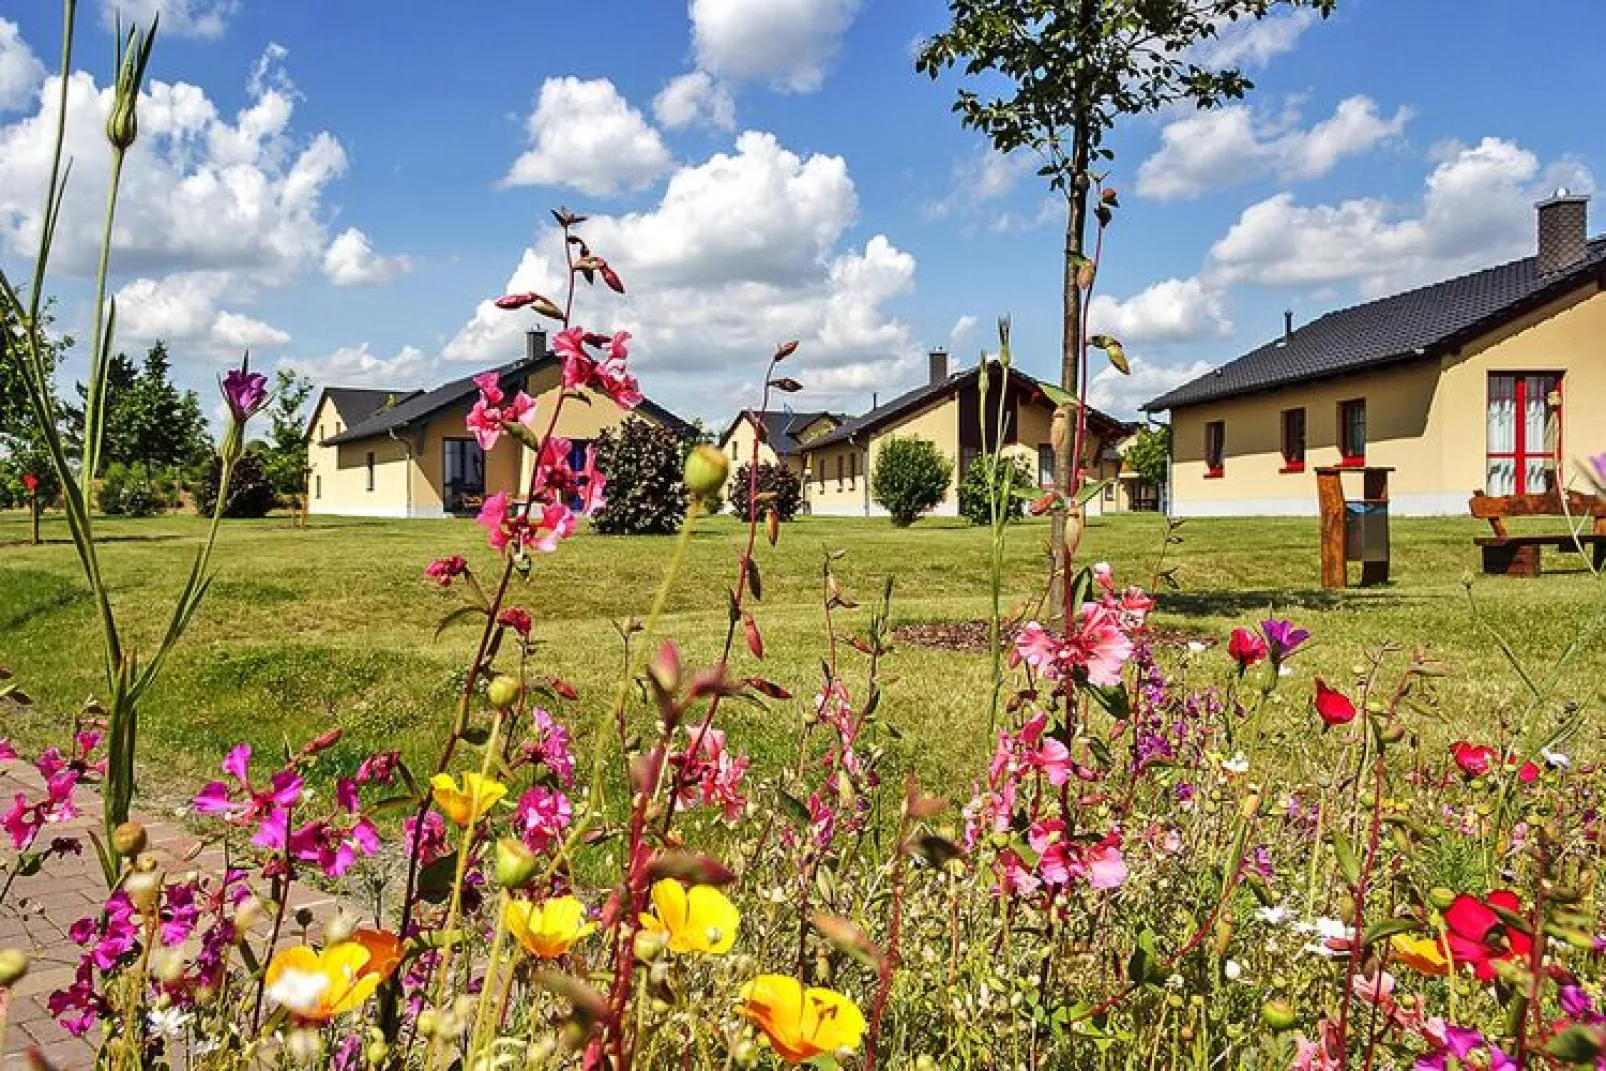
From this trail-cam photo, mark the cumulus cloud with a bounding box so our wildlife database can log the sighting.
[1205,137,1585,296]
[1088,278,1233,344]
[949,314,978,348]
[279,343,435,389]
[0,20,44,113]
[1089,356,1216,420]
[1192,9,1318,70]
[502,77,673,196]
[653,71,736,132]
[1138,96,1412,201]
[0,44,350,279]
[690,0,864,93]
[98,0,239,39]
[322,227,412,287]
[449,131,919,415]
[115,271,290,353]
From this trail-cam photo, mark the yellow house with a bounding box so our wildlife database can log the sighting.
[800,350,1132,518]
[1145,193,1606,517]
[714,409,844,499]
[306,330,692,518]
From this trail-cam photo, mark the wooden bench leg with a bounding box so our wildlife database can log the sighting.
[1595,541,1606,572]
[1482,543,1542,578]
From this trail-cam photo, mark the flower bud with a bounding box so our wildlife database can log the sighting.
[1427,886,1456,911]
[112,821,148,858]
[125,870,161,914]
[0,949,29,987]
[1262,999,1297,1032]
[632,928,667,964]
[487,675,522,711]
[495,837,540,890]
[325,910,357,945]
[416,1009,439,1038]
[684,445,729,499]
[365,1040,390,1066]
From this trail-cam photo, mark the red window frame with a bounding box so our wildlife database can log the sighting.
[1204,420,1225,478]
[1487,373,1563,495]
[1337,399,1366,466]
[1280,408,1306,473]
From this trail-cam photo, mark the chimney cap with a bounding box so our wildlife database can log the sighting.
[1537,187,1591,207]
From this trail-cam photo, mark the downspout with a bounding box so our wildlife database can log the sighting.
[388,426,414,519]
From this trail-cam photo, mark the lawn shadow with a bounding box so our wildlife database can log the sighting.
[1158,587,1415,619]
[0,533,183,548]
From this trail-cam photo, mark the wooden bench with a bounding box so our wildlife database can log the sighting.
[1469,490,1606,577]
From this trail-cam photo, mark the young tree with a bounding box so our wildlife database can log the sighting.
[64,342,211,472]
[872,436,954,527]
[1124,424,1171,493]
[261,369,315,513]
[917,0,1335,615]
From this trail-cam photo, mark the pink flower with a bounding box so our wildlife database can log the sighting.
[0,740,17,762]
[1351,968,1395,1007]
[426,556,468,587]
[473,371,505,407]
[404,811,449,866]
[1068,603,1133,687]
[1450,742,1497,779]
[670,727,751,821]
[577,445,606,516]
[477,492,514,551]
[466,399,504,450]
[1227,627,1266,670]
[605,330,631,360]
[529,708,576,787]
[1086,841,1127,890]
[498,607,533,637]
[513,786,573,854]
[505,391,537,428]
[1012,622,1061,679]
[554,327,595,389]
[531,502,577,553]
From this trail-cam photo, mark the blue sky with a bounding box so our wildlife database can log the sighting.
[2,0,1603,428]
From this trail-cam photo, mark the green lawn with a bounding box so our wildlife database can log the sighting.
[2,508,1603,799]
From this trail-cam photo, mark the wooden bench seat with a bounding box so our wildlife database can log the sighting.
[1469,490,1606,578]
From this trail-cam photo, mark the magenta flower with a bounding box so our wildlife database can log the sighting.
[221,365,269,422]
[531,502,577,553]
[425,555,468,587]
[476,492,514,550]
[669,727,751,821]
[466,400,504,450]
[473,371,505,407]
[528,708,575,787]
[1261,618,1310,663]
[513,786,573,854]
[498,607,533,637]
[1589,452,1606,489]
[404,810,449,866]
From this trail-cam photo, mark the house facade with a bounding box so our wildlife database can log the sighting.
[1145,193,1606,517]
[800,350,1133,518]
[306,331,692,518]
[715,409,844,500]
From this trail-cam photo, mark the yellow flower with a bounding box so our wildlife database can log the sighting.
[1390,933,1450,976]
[505,895,596,959]
[639,879,739,955]
[430,771,507,828]
[737,974,866,1065]
[263,930,401,1022]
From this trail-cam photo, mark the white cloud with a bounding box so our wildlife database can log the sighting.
[322,227,412,287]
[98,0,239,39]
[690,0,864,93]
[1138,96,1412,201]
[0,44,351,279]
[1089,357,1216,420]
[927,146,1038,221]
[990,197,1061,234]
[114,270,290,353]
[0,20,44,113]
[1088,278,1232,344]
[279,343,435,389]
[448,131,919,416]
[653,72,736,132]
[1205,137,1585,296]
[501,77,673,196]
[1193,10,1318,70]
[949,315,978,348]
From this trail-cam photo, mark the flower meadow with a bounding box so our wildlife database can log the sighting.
[8,9,1606,1071]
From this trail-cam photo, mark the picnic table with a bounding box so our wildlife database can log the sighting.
[1468,490,1606,577]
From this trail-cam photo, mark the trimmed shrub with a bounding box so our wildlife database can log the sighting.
[99,462,180,517]
[729,461,804,523]
[871,436,953,527]
[592,418,689,535]
[194,451,276,519]
[958,452,1037,526]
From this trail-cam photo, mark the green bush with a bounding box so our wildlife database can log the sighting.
[957,452,1037,525]
[591,418,689,535]
[99,461,180,517]
[0,441,61,510]
[194,451,276,519]
[729,461,804,522]
[871,436,953,527]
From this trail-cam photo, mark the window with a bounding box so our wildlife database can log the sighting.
[1338,400,1366,464]
[315,474,321,500]
[1280,408,1306,471]
[1037,445,1055,487]
[849,451,857,488]
[335,421,342,435]
[365,452,375,492]
[835,454,844,490]
[1204,421,1225,477]
[318,424,324,442]
[443,439,486,513]
[1487,373,1562,496]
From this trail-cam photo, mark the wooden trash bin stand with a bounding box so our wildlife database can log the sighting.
[1317,466,1393,589]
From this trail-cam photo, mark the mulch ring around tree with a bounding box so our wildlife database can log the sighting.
[890,619,1215,656]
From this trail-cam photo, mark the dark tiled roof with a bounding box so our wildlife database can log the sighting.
[321,355,695,446]
[1143,239,1606,412]
[808,363,1131,449]
[318,387,416,429]
[719,410,845,455]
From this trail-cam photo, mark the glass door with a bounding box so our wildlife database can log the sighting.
[443,439,486,513]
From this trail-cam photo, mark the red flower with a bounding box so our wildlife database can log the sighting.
[1227,627,1267,670]
[1451,742,1498,779]
[1444,890,1531,982]
[1313,677,1356,727]
[497,607,533,638]
[21,473,39,494]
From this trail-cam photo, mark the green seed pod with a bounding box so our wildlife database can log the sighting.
[684,445,729,498]
[1428,887,1456,911]
[495,837,540,890]
[487,674,521,711]
[0,949,28,987]
[1262,999,1297,1032]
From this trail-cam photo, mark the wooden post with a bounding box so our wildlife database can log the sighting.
[1317,469,1346,589]
[28,494,39,546]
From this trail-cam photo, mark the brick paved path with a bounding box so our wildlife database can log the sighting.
[0,765,336,1068]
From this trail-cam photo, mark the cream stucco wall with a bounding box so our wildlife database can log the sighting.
[719,419,782,501]
[806,397,959,517]
[1167,282,1606,517]
[307,395,421,518]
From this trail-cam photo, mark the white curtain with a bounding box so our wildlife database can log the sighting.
[1486,376,1516,495]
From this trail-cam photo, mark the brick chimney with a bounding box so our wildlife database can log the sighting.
[928,348,949,386]
[525,329,548,362]
[1536,189,1590,276]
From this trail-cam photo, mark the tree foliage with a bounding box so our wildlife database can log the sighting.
[261,369,315,499]
[1125,424,1170,489]
[591,418,690,535]
[730,461,804,523]
[872,437,954,527]
[64,342,211,473]
[958,451,1036,526]
[193,450,276,519]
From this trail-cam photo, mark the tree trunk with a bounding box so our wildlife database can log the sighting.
[1049,139,1091,631]
[28,495,39,545]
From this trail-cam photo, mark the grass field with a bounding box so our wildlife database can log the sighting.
[2,508,1604,802]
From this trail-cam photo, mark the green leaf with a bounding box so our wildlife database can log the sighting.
[1360,918,1418,947]
[1038,382,1077,408]
[778,791,810,828]
[1329,832,1361,889]
[434,605,489,642]
[1546,1024,1605,1065]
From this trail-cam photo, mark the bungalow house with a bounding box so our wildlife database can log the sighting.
[1144,192,1606,517]
[306,330,693,518]
[800,350,1133,518]
[715,409,845,499]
